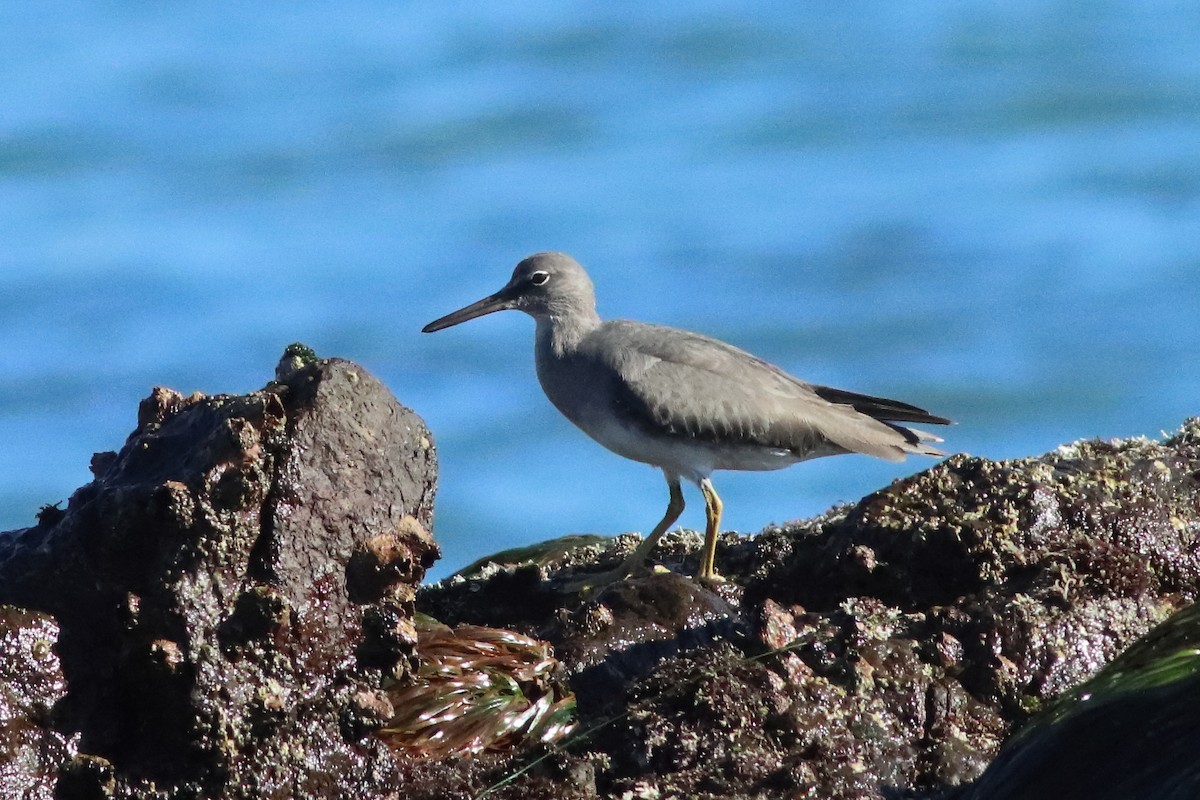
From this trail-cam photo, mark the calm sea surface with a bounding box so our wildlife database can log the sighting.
[2,3,1198,579]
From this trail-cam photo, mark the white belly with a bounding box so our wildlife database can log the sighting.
[575,410,803,481]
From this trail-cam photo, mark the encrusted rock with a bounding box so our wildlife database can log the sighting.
[0,353,438,799]
[415,420,1200,799]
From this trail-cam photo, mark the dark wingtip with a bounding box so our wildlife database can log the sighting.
[814,385,952,427]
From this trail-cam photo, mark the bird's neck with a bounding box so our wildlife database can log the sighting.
[536,307,600,356]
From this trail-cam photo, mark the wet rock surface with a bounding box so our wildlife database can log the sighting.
[0,355,438,799]
[1,351,1197,799]
[0,606,73,800]
[956,598,1200,800]
[421,420,1200,799]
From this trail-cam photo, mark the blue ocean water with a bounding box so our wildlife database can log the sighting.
[2,3,1198,580]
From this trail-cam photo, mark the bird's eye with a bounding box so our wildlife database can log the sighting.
[530,270,550,287]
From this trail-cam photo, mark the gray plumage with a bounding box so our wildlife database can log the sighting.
[424,251,950,582]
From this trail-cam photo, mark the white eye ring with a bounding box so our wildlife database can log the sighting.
[530,270,550,286]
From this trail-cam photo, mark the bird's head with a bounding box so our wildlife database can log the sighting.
[422,251,597,332]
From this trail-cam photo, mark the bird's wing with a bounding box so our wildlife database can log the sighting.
[590,320,939,461]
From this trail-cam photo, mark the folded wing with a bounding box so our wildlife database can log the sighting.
[592,320,949,462]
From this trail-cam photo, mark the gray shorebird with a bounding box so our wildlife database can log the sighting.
[423,252,950,583]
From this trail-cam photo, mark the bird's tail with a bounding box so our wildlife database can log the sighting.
[887,422,946,457]
[811,384,952,460]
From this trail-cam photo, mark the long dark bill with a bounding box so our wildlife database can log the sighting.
[422,288,516,333]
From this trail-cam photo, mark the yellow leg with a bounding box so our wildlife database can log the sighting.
[698,478,724,581]
[612,475,685,580]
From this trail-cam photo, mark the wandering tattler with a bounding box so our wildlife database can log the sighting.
[423,252,951,582]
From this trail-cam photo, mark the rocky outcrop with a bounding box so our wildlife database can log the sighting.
[0,352,438,799]
[2,347,1197,799]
